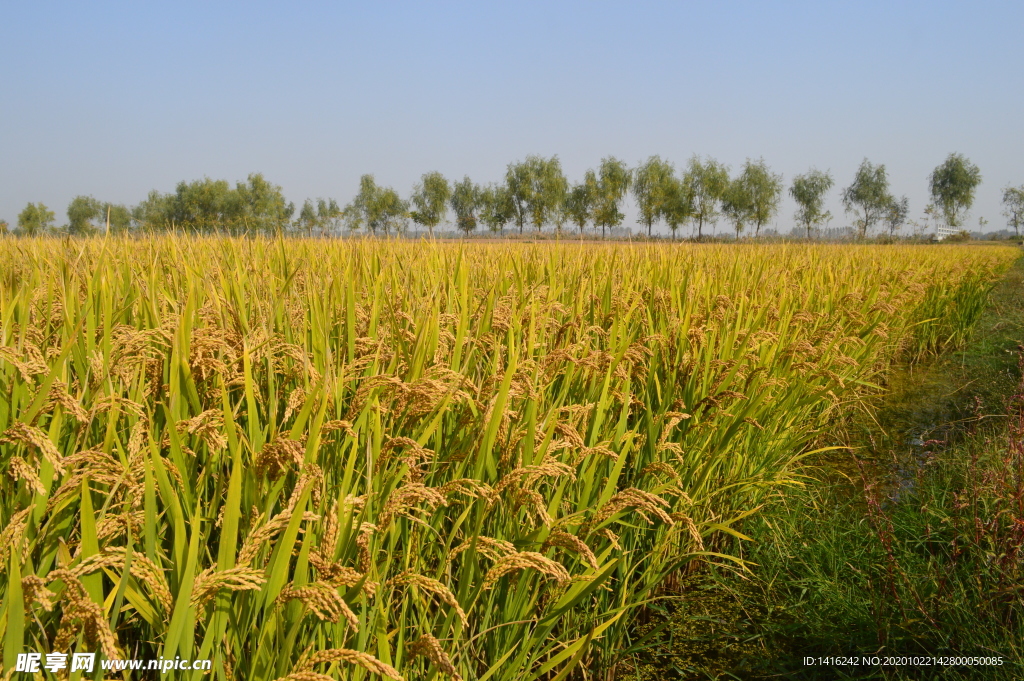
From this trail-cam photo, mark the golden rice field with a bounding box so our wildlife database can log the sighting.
[0,238,1018,680]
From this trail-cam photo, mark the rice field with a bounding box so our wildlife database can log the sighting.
[0,238,1018,680]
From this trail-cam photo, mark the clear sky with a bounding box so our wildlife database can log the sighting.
[2,1,1022,235]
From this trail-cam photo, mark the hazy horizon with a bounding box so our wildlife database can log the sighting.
[2,1,1022,236]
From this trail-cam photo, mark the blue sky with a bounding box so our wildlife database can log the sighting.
[2,1,1022,235]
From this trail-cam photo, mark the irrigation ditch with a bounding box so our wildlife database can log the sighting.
[619,250,1024,680]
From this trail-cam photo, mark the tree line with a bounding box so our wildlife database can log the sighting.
[6,155,1023,239]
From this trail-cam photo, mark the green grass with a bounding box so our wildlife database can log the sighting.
[619,251,1024,680]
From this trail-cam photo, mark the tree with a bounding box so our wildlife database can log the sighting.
[683,156,729,238]
[632,156,674,237]
[790,169,834,239]
[18,203,55,235]
[132,190,176,231]
[505,155,567,233]
[297,199,319,235]
[450,177,481,236]
[344,175,408,235]
[739,159,783,237]
[884,196,909,238]
[67,195,102,235]
[590,157,632,237]
[237,173,294,234]
[661,176,694,239]
[99,203,132,233]
[172,178,241,231]
[317,198,342,236]
[409,171,451,237]
[1002,185,1024,238]
[564,182,594,235]
[0,220,8,235]
[721,177,753,240]
[842,159,891,239]
[929,153,982,230]
[480,184,514,234]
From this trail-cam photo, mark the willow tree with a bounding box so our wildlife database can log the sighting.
[842,159,891,239]
[17,203,55,236]
[885,196,910,238]
[344,175,408,235]
[790,169,834,239]
[662,176,694,239]
[1003,185,1024,238]
[590,157,632,237]
[505,155,566,233]
[683,156,729,238]
[450,176,482,236]
[632,156,674,237]
[739,158,782,237]
[410,171,451,237]
[929,153,982,230]
[563,182,593,235]
[67,195,102,235]
[721,177,753,240]
[480,184,514,234]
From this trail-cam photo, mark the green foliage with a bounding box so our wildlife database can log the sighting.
[505,155,567,233]
[930,153,982,229]
[16,202,55,235]
[128,174,292,234]
[410,171,451,235]
[563,182,594,234]
[683,157,730,238]
[297,199,318,235]
[479,184,514,234]
[1001,185,1024,237]
[740,159,783,237]
[67,195,103,235]
[132,190,176,231]
[103,203,133,233]
[721,177,753,239]
[0,220,8,235]
[297,197,343,236]
[590,157,632,237]
[661,176,694,239]
[885,195,910,237]
[344,174,409,235]
[790,169,834,239]
[238,173,295,234]
[449,176,481,235]
[720,160,783,239]
[842,159,891,238]
[632,157,674,237]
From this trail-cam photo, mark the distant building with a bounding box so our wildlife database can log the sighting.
[936,223,957,240]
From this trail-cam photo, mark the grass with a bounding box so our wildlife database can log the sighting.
[0,238,1017,680]
[619,250,1024,680]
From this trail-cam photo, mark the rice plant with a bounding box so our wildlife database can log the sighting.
[0,238,1016,680]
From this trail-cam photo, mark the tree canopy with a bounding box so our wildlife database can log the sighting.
[1003,185,1024,237]
[450,177,482,235]
[684,157,729,238]
[790,169,834,239]
[632,156,674,237]
[410,171,451,236]
[17,203,55,236]
[929,153,982,229]
[842,159,891,239]
[345,175,408,235]
[590,157,632,237]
